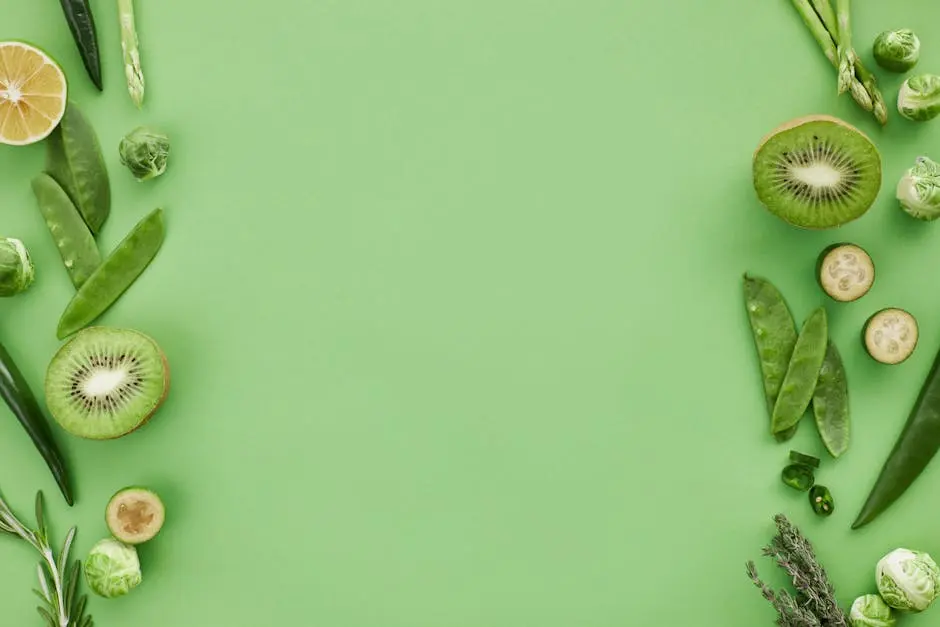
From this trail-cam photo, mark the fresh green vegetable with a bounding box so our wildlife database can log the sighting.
[0,490,92,626]
[898,74,940,122]
[816,243,874,303]
[852,342,940,529]
[782,463,815,491]
[743,274,800,441]
[106,487,165,544]
[118,127,170,182]
[84,538,141,598]
[876,548,940,612]
[771,308,828,436]
[835,0,854,95]
[57,208,166,340]
[863,308,918,365]
[30,173,101,290]
[0,237,34,297]
[44,104,111,236]
[790,0,876,120]
[849,594,895,627]
[0,339,73,506]
[118,0,145,107]
[790,450,820,468]
[813,341,850,458]
[746,513,848,625]
[873,29,920,73]
[790,0,887,124]
[57,0,102,90]
[809,484,834,516]
[897,156,940,221]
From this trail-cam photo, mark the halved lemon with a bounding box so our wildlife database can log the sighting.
[0,41,67,146]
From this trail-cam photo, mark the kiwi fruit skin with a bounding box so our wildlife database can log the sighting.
[44,326,170,440]
[752,114,883,230]
[106,486,166,544]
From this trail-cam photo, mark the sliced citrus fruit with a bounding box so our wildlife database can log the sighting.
[0,41,67,146]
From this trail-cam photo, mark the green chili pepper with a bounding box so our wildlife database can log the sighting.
[57,208,165,340]
[809,485,834,516]
[57,0,102,91]
[789,450,821,468]
[782,464,815,491]
[0,340,73,505]
[852,343,940,528]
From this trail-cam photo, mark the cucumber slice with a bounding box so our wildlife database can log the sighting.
[863,308,919,365]
[817,243,875,302]
[105,486,166,544]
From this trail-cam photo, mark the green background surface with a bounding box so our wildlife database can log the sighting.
[3,0,940,624]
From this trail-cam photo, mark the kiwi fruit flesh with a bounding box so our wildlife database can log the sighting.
[106,486,166,544]
[45,327,169,440]
[753,115,882,229]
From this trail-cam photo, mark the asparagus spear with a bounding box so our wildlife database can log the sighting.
[835,0,854,95]
[809,0,888,125]
[118,0,144,108]
[790,0,873,112]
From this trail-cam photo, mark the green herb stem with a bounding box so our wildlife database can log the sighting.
[118,0,144,108]
[0,491,90,627]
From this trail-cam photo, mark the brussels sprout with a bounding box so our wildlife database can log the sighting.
[876,548,940,612]
[873,29,921,73]
[118,126,170,181]
[898,74,940,122]
[84,538,142,598]
[897,156,940,220]
[849,594,896,627]
[0,237,35,297]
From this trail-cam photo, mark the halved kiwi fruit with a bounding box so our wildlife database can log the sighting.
[753,115,882,229]
[45,327,170,440]
[816,242,875,302]
[106,486,165,544]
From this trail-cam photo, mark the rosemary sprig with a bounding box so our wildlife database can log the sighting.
[0,490,92,627]
[746,514,848,627]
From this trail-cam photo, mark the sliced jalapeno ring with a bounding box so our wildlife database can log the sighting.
[789,450,821,468]
[781,463,815,491]
[809,485,834,516]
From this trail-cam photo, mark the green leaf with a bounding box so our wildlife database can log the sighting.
[58,527,76,575]
[65,560,80,611]
[44,103,111,236]
[36,605,55,627]
[33,587,52,606]
[34,491,47,540]
[72,594,88,622]
[78,613,93,627]
[36,562,51,602]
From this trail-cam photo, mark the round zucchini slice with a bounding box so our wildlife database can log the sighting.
[105,486,166,544]
[817,243,875,302]
[863,308,919,365]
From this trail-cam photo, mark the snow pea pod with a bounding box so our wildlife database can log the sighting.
[57,208,165,340]
[812,340,850,458]
[771,307,828,436]
[30,173,101,289]
[852,342,940,529]
[45,104,110,236]
[743,274,800,440]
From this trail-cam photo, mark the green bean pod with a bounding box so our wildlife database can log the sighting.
[57,208,165,340]
[771,307,829,436]
[30,173,101,289]
[812,340,850,458]
[743,274,800,440]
